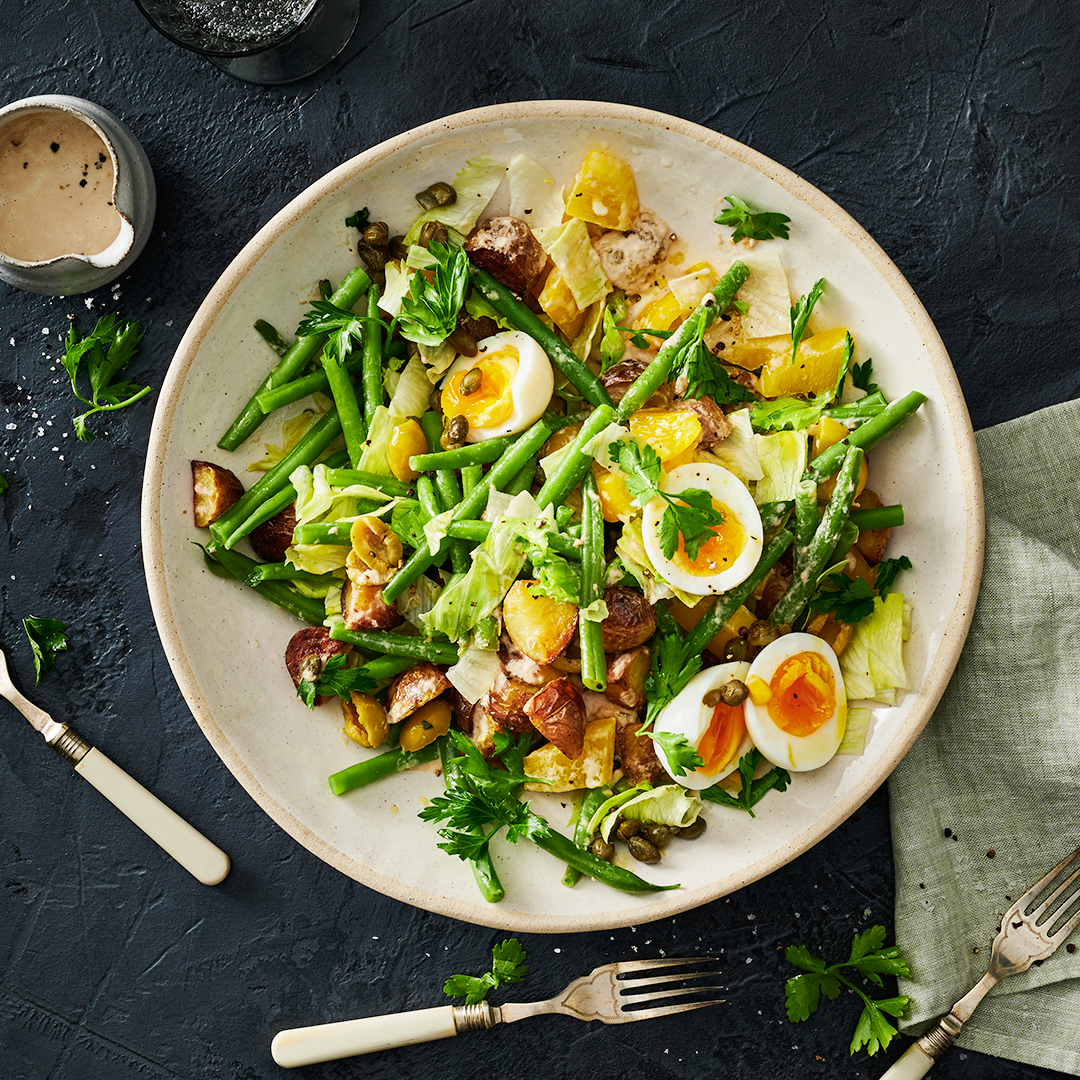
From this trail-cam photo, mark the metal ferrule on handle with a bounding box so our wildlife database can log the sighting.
[271,1002,495,1068]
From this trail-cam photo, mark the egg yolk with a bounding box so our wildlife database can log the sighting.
[757,652,837,737]
[671,499,747,577]
[697,699,746,774]
[441,348,518,428]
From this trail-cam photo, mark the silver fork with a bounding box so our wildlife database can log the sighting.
[880,847,1080,1080]
[271,956,723,1068]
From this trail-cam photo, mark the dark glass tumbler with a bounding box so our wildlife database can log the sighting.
[133,0,360,85]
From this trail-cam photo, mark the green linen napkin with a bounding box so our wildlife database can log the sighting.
[889,397,1080,1076]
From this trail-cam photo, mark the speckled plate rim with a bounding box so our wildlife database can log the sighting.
[141,99,984,932]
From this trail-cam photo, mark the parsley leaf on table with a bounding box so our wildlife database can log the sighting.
[715,196,791,243]
[699,749,791,816]
[396,241,469,346]
[783,925,910,1056]
[295,299,366,363]
[60,313,151,441]
[614,440,724,560]
[22,616,69,683]
[789,278,826,368]
[443,938,528,1004]
[296,653,377,708]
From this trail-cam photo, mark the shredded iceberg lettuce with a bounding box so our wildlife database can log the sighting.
[838,707,871,755]
[840,593,911,704]
[599,784,702,841]
[753,430,806,503]
[615,517,704,609]
[507,153,565,230]
[404,156,507,245]
[541,218,610,310]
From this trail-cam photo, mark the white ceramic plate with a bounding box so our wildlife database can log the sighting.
[142,101,983,932]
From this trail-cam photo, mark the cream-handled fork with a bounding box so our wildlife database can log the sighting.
[271,957,723,1068]
[880,847,1080,1080]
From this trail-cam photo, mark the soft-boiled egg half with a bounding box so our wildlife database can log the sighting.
[440,330,553,442]
[641,462,763,596]
[652,661,755,789]
[744,633,847,771]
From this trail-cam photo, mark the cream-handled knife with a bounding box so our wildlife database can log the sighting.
[0,648,230,886]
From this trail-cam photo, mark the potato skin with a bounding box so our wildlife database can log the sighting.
[502,579,577,665]
[465,216,548,297]
[486,669,538,734]
[615,714,668,787]
[600,586,657,653]
[524,677,586,759]
[341,578,403,631]
[387,662,453,724]
[284,627,351,706]
[191,460,244,528]
[604,646,650,709]
[852,488,891,566]
[249,503,297,563]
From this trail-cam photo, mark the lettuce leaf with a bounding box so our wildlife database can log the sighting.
[753,430,806,503]
[702,408,763,482]
[615,516,703,608]
[542,218,610,309]
[599,784,702,841]
[404,157,507,245]
[507,153,565,230]
[840,593,911,704]
[751,396,829,434]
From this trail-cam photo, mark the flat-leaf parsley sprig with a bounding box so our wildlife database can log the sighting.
[784,925,910,1056]
[61,313,151,440]
[296,653,376,709]
[715,195,791,243]
[22,616,69,683]
[443,938,528,1004]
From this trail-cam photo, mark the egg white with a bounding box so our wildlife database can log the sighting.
[652,660,753,789]
[442,329,553,442]
[744,633,847,772]
[641,462,763,596]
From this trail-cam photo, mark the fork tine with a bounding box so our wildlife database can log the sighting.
[1049,904,1080,945]
[1017,848,1080,910]
[607,956,719,976]
[618,998,725,1021]
[620,984,725,1007]
[617,969,719,991]
[1029,865,1080,922]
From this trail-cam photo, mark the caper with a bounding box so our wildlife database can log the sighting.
[616,818,642,842]
[747,619,781,649]
[429,181,457,206]
[627,835,661,864]
[719,679,749,706]
[418,220,449,248]
[356,241,387,274]
[442,414,469,449]
[388,234,409,261]
[448,326,479,357]
[362,221,389,248]
[459,367,483,396]
[590,837,615,862]
[722,637,749,662]
[429,386,443,413]
[415,188,440,211]
[702,687,723,708]
[676,818,707,840]
[640,823,673,848]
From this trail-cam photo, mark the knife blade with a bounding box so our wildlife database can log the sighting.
[0,647,230,886]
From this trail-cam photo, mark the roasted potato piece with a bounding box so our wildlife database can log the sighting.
[399,698,452,752]
[341,578,403,632]
[486,669,537,734]
[191,460,244,528]
[503,580,578,664]
[524,677,586,759]
[342,692,390,748]
[523,716,616,792]
[600,586,657,653]
[465,216,548,297]
[387,662,453,724]
[604,646,650,709]
[852,488,891,566]
[249,503,297,563]
[284,627,350,706]
[616,714,668,787]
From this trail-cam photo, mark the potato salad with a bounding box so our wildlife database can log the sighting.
[194,147,922,901]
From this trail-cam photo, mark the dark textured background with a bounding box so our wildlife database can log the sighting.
[1,1,1077,1077]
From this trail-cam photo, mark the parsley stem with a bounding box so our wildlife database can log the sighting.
[218,266,371,451]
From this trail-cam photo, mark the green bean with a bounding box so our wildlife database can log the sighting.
[758,499,794,537]
[360,655,417,681]
[849,504,904,530]
[579,470,606,693]
[682,528,795,657]
[322,468,413,498]
[329,624,460,664]
[362,285,384,428]
[243,563,338,588]
[771,447,864,625]
[615,261,749,422]
[460,463,482,498]
[503,457,537,496]
[806,391,926,482]
[322,351,367,467]
[419,412,469,573]
[328,741,440,795]
[255,352,365,414]
[440,739,505,903]
[826,390,887,422]
[382,419,554,603]
[445,520,582,561]
[205,546,326,625]
[254,319,290,356]
[562,783,616,888]
[292,520,362,546]
[410,435,515,473]
[534,404,616,510]
[793,478,818,558]
[468,266,613,409]
[210,410,344,548]
[219,267,371,451]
